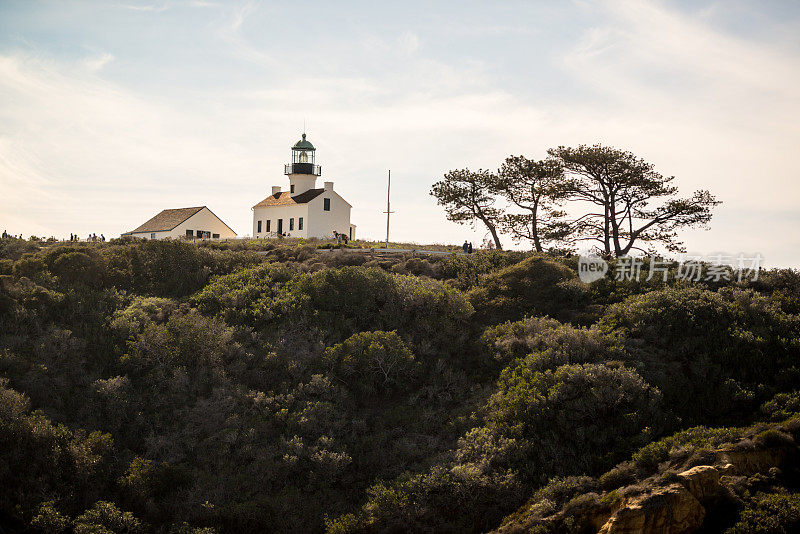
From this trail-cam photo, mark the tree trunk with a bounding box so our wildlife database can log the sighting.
[530,204,543,252]
[488,223,503,250]
[480,216,503,250]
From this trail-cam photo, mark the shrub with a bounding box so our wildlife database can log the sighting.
[73,501,143,534]
[321,331,418,398]
[438,250,530,291]
[13,253,47,279]
[193,265,474,360]
[0,378,115,522]
[631,426,741,473]
[30,501,70,534]
[481,316,616,367]
[727,492,800,534]
[488,363,665,480]
[51,251,105,288]
[599,287,800,424]
[761,391,800,422]
[468,256,589,325]
[328,464,524,534]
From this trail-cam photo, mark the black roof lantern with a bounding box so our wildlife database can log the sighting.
[287,133,321,176]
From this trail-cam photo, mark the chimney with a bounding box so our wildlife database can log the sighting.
[324,181,333,191]
[271,186,281,195]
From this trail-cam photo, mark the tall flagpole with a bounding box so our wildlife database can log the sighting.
[384,170,393,248]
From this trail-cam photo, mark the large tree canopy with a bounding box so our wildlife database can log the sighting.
[493,156,569,252]
[548,144,720,256]
[430,168,503,250]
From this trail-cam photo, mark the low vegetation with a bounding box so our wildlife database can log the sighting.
[1,235,799,533]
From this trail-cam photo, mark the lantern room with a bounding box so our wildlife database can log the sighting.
[285,133,321,176]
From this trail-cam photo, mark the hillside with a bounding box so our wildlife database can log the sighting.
[1,236,799,533]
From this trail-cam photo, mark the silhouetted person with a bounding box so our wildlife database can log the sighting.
[2,230,7,239]
[468,242,473,254]
[101,234,105,242]
[462,240,469,253]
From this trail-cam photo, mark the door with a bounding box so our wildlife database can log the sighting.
[277,219,283,234]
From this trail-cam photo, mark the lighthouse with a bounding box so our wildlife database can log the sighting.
[251,133,356,240]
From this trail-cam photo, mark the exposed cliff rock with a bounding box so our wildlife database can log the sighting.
[493,419,800,534]
[599,483,704,534]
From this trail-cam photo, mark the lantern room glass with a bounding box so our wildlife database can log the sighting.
[292,148,315,164]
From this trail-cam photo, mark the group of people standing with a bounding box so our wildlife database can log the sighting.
[2,230,25,240]
[69,233,105,242]
[462,240,474,254]
[333,230,349,244]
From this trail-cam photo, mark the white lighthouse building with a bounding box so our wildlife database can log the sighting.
[251,134,355,240]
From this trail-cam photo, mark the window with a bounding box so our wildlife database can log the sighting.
[257,220,262,233]
[298,217,303,230]
[290,184,295,193]
[150,233,156,240]
[266,220,271,232]
[289,218,294,231]
[186,229,193,238]
[324,198,331,211]
[212,233,219,239]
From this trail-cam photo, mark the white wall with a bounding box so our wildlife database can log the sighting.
[252,203,309,238]
[288,174,318,195]
[125,207,236,240]
[126,230,172,240]
[172,207,237,239]
[305,190,352,239]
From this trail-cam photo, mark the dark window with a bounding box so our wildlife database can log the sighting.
[298,217,303,230]
[324,198,331,211]
[257,220,262,233]
[277,219,283,234]
[350,227,352,239]
[266,220,271,232]
[289,218,294,231]
[186,229,193,237]
[150,233,156,240]
[290,184,295,193]
[212,233,219,239]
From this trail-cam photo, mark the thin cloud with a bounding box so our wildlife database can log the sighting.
[0,0,798,264]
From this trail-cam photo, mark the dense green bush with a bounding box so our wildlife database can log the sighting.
[438,250,531,291]
[321,331,419,398]
[599,287,800,424]
[2,238,800,533]
[51,251,105,288]
[193,265,474,361]
[73,501,144,534]
[630,425,741,472]
[468,256,589,325]
[327,464,524,534]
[488,363,665,480]
[0,378,116,525]
[728,492,800,534]
[481,315,617,367]
[761,391,800,422]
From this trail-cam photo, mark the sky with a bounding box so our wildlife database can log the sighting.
[0,0,799,265]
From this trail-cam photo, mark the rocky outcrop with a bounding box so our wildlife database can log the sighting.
[493,422,799,534]
[718,446,788,475]
[677,465,720,502]
[598,483,704,534]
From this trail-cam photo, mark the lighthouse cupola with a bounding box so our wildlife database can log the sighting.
[286,133,321,177]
